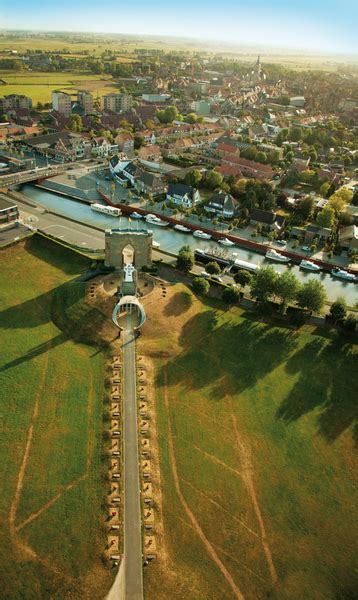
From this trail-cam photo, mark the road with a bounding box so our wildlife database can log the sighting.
[122,315,144,600]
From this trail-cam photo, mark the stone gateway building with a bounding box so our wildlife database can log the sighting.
[104,228,153,270]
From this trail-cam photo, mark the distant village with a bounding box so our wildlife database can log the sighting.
[1,50,358,254]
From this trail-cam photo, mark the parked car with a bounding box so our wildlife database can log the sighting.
[276,239,287,246]
[200,271,210,278]
[301,246,310,252]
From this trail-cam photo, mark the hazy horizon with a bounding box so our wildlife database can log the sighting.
[1,0,357,55]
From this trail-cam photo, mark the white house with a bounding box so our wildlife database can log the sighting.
[167,183,201,208]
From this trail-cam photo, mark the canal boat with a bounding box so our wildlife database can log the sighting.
[145,214,170,227]
[173,224,192,233]
[231,259,260,273]
[299,260,321,272]
[265,249,290,263]
[152,240,160,249]
[218,237,235,247]
[91,203,122,217]
[331,268,357,282]
[193,230,212,240]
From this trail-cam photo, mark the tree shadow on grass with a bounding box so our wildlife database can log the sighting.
[276,336,358,445]
[163,291,193,317]
[0,281,82,330]
[0,332,67,373]
[156,309,299,402]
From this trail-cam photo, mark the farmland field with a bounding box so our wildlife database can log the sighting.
[0,236,114,599]
[0,71,120,103]
[140,285,358,600]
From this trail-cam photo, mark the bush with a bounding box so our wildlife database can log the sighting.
[222,285,241,305]
[192,277,210,296]
[288,308,307,329]
[343,314,357,333]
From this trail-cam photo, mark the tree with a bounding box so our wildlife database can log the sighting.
[343,314,357,333]
[297,280,326,313]
[69,114,83,132]
[251,267,278,302]
[222,286,240,305]
[205,170,223,190]
[192,277,210,296]
[329,297,347,324]
[205,261,221,275]
[289,127,302,142]
[234,269,252,288]
[176,245,194,273]
[328,188,353,214]
[296,196,314,222]
[185,169,202,188]
[316,206,335,228]
[319,181,331,198]
[275,271,301,312]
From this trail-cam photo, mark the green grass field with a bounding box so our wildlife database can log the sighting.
[0,71,119,103]
[0,236,114,599]
[141,286,357,600]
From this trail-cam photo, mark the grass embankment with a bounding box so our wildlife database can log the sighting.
[0,236,115,599]
[140,285,357,600]
[0,71,119,103]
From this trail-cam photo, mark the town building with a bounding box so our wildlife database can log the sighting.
[204,191,238,218]
[0,94,32,113]
[100,93,133,113]
[52,91,72,116]
[338,225,358,250]
[166,183,200,208]
[0,194,19,230]
[77,91,94,115]
[190,100,211,115]
[250,208,285,231]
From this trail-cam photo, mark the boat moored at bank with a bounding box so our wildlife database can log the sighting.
[218,237,235,247]
[145,214,170,227]
[91,203,122,217]
[173,224,192,233]
[265,249,290,263]
[193,230,212,240]
[300,260,321,272]
[331,268,357,282]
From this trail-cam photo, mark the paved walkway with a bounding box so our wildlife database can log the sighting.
[122,315,143,600]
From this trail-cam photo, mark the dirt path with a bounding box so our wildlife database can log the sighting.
[191,443,243,479]
[16,374,94,533]
[9,350,50,537]
[163,370,245,600]
[230,409,278,587]
[181,478,260,539]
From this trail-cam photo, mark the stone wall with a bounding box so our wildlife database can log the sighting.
[105,229,153,270]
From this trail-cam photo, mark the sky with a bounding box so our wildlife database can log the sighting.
[1,0,358,55]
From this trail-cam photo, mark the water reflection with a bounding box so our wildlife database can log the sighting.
[22,185,358,306]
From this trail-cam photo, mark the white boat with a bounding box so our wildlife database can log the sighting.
[218,237,235,247]
[265,249,290,263]
[91,203,122,217]
[152,240,160,249]
[145,214,170,227]
[174,224,191,233]
[193,230,212,240]
[331,268,357,282]
[300,260,320,272]
[233,259,260,273]
[130,211,143,219]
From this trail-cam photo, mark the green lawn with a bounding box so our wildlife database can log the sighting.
[0,71,119,103]
[0,236,113,599]
[141,287,357,600]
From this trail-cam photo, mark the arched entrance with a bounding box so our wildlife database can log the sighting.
[122,243,135,265]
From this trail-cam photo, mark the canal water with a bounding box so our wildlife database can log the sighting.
[22,185,358,306]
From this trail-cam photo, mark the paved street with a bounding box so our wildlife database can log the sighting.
[122,315,144,600]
